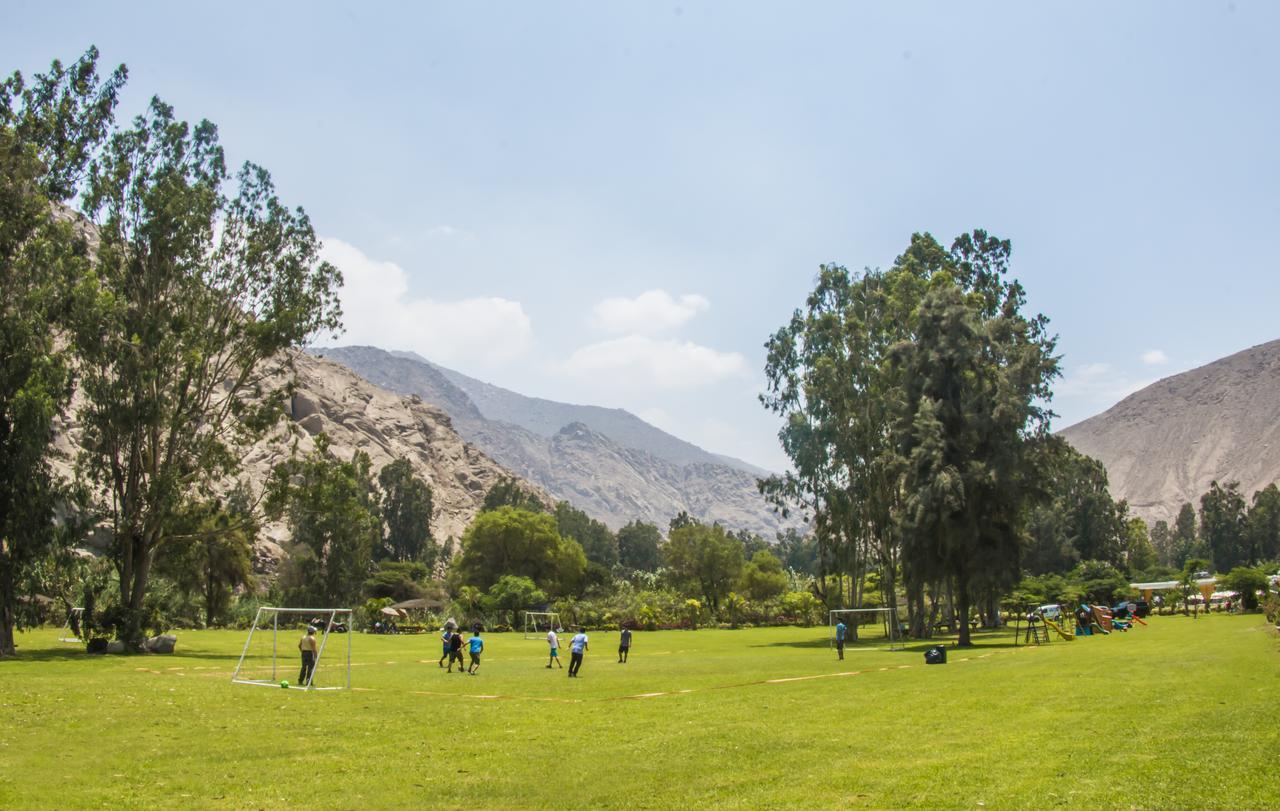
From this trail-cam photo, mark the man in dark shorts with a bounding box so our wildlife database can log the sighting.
[618,627,631,663]
[467,631,484,675]
[447,629,465,673]
[835,618,847,660]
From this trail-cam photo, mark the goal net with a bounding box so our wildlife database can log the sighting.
[59,607,85,643]
[231,607,352,690]
[829,607,904,650]
[523,611,564,640]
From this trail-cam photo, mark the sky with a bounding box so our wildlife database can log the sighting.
[6,1,1278,471]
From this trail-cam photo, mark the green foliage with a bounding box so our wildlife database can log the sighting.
[0,47,124,656]
[739,550,788,602]
[1219,566,1268,611]
[1069,560,1130,605]
[1123,517,1157,573]
[376,459,435,565]
[481,477,545,513]
[483,575,547,627]
[453,507,585,597]
[1023,439,1128,574]
[362,561,433,602]
[1150,520,1174,567]
[1199,481,1248,571]
[616,520,661,572]
[66,73,342,644]
[662,523,744,611]
[267,435,380,607]
[774,529,820,577]
[152,496,255,627]
[554,501,617,569]
[1244,483,1280,565]
[763,230,1058,645]
[1172,502,1200,567]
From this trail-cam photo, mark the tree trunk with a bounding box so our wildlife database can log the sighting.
[0,564,16,658]
[956,572,973,647]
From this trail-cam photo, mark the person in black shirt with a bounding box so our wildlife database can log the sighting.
[618,627,632,663]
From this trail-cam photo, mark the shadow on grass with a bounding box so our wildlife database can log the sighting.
[751,628,1025,653]
[5,646,244,663]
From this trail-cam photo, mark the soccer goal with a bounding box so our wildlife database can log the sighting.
[523,611,564,639]
[58,607,85,643]
[829,607,904,650]
[231,607,352,690]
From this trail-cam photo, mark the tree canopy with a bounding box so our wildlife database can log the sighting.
[453,507,585,597]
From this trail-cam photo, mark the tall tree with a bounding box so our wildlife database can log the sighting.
[1149,520,1174,567]
[554,501,617,569]
[1199,481,1247,571]
[377,459,435,565]
[617,520,661,572]
[1172,502,1199,567]
[1022,440,1127,574]
[663,523,744,612]
[893,233,1058,645]
[0,48,124,656]
[1244,483,1280,564]
[152,497,254,627]
[267,435,379,607]
[453,507,585,597]
[1124,517,1157,573]
[481,476,545,513]
[72,95,342,644]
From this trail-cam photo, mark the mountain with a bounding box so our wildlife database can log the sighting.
[53,350,547,570]
[314,346,795,535]
[388,349,770,476]
[1058,339,1280,526]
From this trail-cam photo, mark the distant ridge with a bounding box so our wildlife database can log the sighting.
[1059,339,1280,526]
[315,346,795,535]
[388,349,770,476]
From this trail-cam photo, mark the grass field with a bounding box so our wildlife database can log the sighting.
[2,614,1277,809]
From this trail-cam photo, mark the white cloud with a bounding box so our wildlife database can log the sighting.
[319,237,532,368]
[1141,349,1168,365]
[590,290,710,335]
[559,335,748,389]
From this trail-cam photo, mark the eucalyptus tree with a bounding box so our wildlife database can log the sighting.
[73,96,342,645]
[892,233,1058,644]
[0,48,124,656]
[377,459,435,565]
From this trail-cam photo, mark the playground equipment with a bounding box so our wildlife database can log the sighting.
[1013,605,1073,645]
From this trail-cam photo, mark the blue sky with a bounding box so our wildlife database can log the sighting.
[6,1,1278,471]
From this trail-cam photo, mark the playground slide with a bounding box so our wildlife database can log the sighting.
[1041,617,1075,641]
[1131,615,1148,626]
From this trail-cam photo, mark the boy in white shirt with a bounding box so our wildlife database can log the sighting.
[546,628,562,669]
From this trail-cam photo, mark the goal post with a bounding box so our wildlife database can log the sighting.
[231,607,352,690]
[829,607,904,650]
[523,611,563,639]
[59,607,85,643]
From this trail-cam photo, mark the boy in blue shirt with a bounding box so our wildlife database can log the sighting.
[835,619,847,660]
[467,631,484,675]
[568,628,589,677]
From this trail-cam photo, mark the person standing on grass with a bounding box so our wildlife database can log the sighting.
[438,623,454,668]
[568,627,589,677]
[546,627,562,669]
[298,627,319,685]
[447,628,465,673]
[835,618,847,660]
[467,631,484,675]
[618,627,632,663]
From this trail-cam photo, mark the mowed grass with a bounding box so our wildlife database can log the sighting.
[2,615,1277,809]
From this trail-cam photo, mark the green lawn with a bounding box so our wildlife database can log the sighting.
[2,614,1276,809]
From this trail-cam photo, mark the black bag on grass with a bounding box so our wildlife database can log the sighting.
[924,645,947,665]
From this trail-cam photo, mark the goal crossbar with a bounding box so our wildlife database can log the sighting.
[231,607,352,691]
[829,607,904,650]
[523,611,563,639]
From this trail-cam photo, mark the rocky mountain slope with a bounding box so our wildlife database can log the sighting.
[1059,339,1280,526]
[314,346,795,535]
[53,350,544,568]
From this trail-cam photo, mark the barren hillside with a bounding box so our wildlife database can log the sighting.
[1059,339,1280,525]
